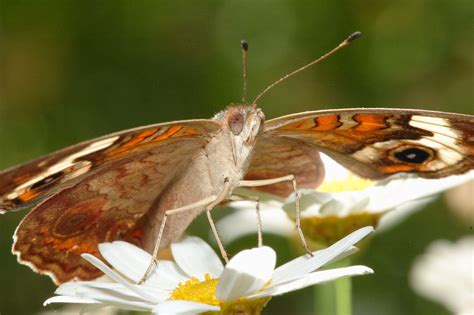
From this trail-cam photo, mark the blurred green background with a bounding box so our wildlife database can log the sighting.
[0,1,472,314]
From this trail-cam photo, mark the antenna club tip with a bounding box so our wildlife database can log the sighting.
[241,40,249,51]
[346,31,362,43]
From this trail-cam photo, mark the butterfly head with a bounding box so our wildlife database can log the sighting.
[214,105,265,167]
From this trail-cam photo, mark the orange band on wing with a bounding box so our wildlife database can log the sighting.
[154,125,201,140]
[18,190,40,202]
[312,115,342,131]
[154,125,184,141]
[352,114,390,132]
[381,164,416,173]
[106,129,158,157]
[277,115,342,132]
[104,125,201,158]
[121,129,158,148]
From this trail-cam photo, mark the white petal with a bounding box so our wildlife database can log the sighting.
[284,189,370,218]
[216,206,294,244]
[216,246,276,302]
[332,246,359,262]
[366,171,474,212]
[250,265,373,299]
[171,236,223,280]
[43,295,99,306]
[98,241,160,284]
[99,241,187,289]
[376,196,434,232]
[81,253,160,303]
[285,169,474,219]
[45,296,151,313]
[271,226,373,286]
[152,300,219,314]
[284,189,331,218]
[149,260,190,289]
[56,282,150,303]
[50,282,157,311]
[319,153,353,181]
[319,194,370,216]
[56,281,168,301]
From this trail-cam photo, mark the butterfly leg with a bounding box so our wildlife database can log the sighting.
[138,194,218,284]
[205,178,233,263]
[228,194,263,247]
[239,175,313,256]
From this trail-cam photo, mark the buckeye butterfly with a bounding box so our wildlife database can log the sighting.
[0,32,472,284]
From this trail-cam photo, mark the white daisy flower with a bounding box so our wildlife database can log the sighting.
[44,227,374,314]
[218,154,474,246]
[410,236,474,315]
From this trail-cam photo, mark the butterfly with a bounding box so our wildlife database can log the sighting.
[0,33,473,284]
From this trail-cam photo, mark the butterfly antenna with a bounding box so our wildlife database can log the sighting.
[251,31,362,105]
[241,40,249,104]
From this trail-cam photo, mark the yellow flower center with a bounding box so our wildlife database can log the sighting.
[292,173,377,248]
[169,274,272,314]
[318,174,374,192]
[300,212,381,247]
[170,273,220,306]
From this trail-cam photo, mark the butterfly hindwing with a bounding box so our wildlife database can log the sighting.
[244,134,325,196]
[12,134,210,284]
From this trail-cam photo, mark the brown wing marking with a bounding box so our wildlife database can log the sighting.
[264,108,474,179]
[0,120,219,213]
[12,138,204,284]
[244,135,325,196]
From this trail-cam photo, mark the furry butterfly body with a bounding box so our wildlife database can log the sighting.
[0,106,473,284]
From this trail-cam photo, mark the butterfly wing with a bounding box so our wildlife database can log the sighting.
[0,120,219,213]
[244,135,325,196]
[5,120,220,284]
[251,108,473,185]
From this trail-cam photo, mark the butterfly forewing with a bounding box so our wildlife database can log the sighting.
[262,108,474,179]
[0,120,220,213]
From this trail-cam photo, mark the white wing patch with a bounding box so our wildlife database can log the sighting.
[409,116,461,143]
[351,115,466,170]
[6,136,120,200]
[409,116,465,166]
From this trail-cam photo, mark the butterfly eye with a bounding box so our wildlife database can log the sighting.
[227,110,245,135]
[30,172,63,190]
[391,146,433,164]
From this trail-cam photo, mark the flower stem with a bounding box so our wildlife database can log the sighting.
[334,270,352,315]
[314,258,352,315]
